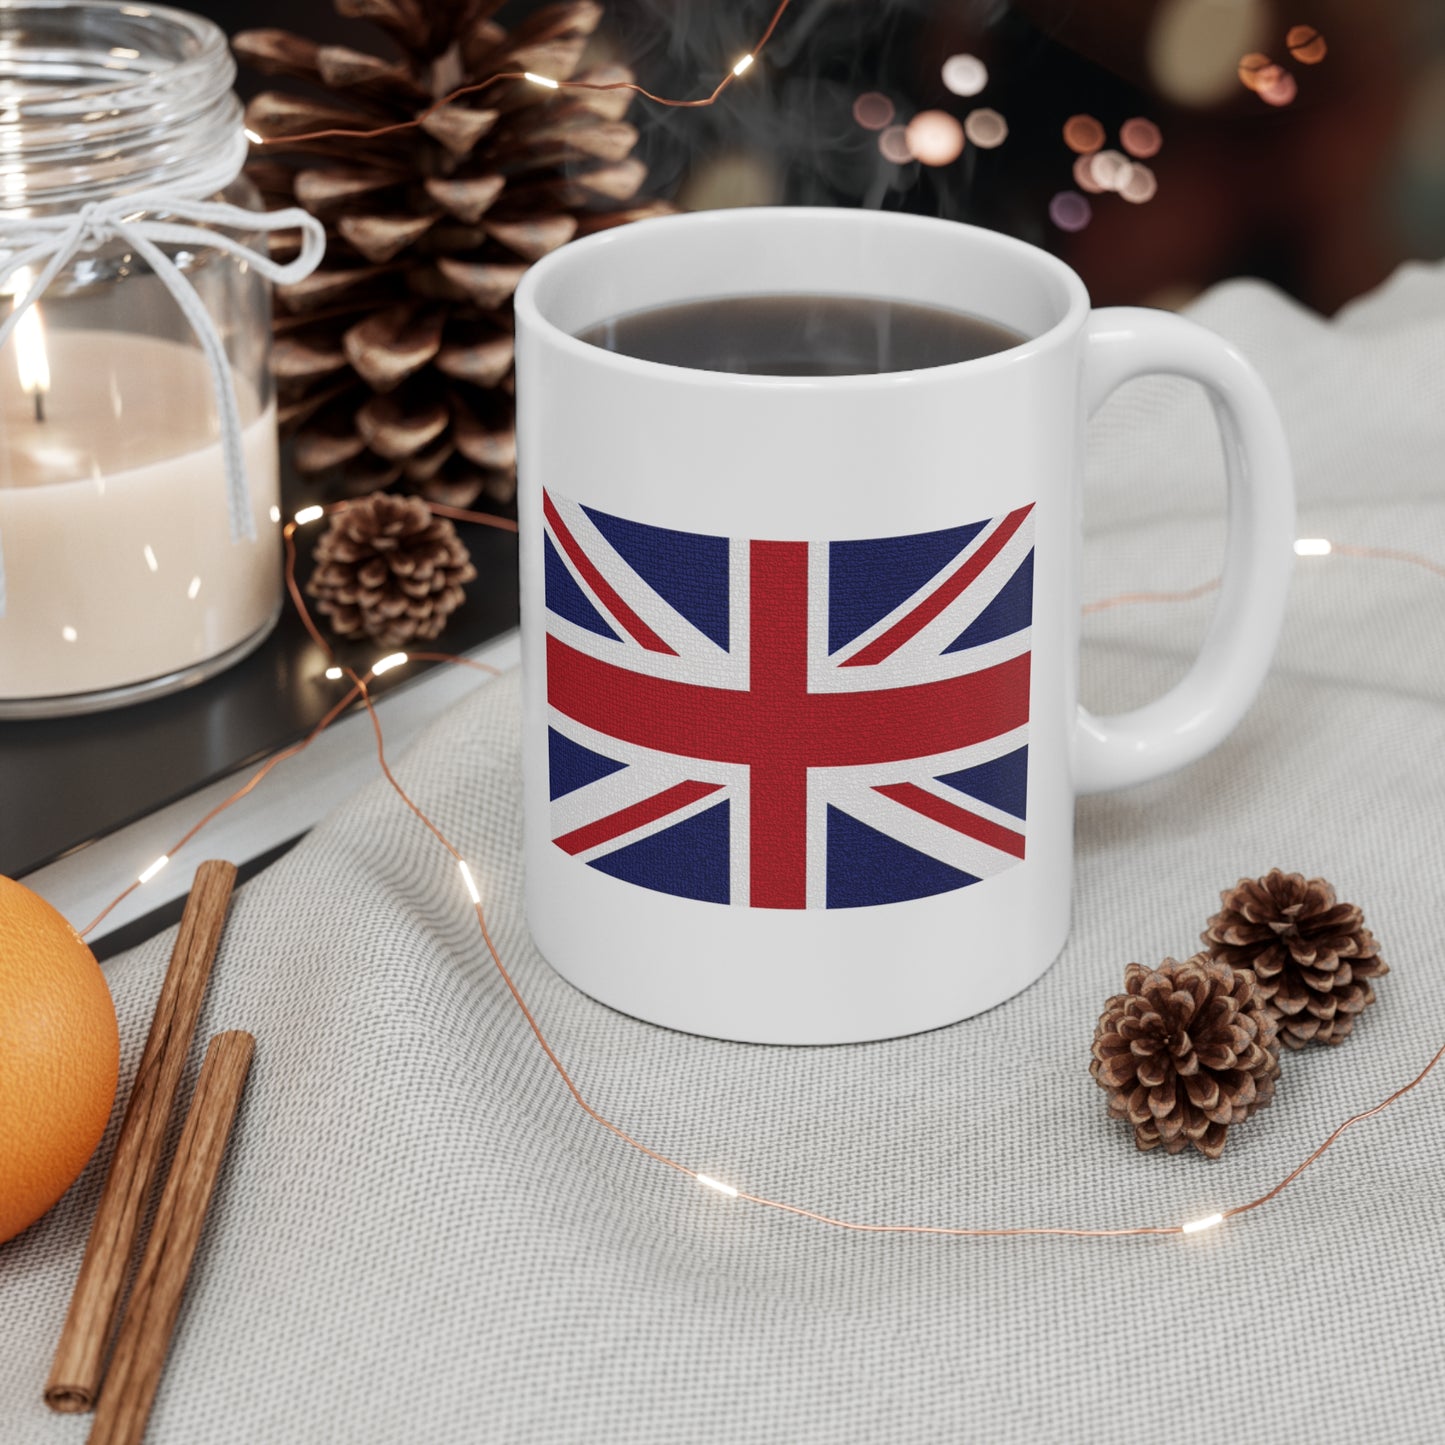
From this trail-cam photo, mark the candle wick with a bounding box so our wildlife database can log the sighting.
[33,390,45,423]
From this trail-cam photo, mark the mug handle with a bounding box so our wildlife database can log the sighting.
[1075,307,1295,794]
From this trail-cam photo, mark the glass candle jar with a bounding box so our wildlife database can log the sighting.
[0,1,287,716]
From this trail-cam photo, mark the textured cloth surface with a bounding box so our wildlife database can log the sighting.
[4,265,1445,1445]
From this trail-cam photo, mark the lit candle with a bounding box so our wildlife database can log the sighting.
[7,268,50,422]
[0,329,280,706]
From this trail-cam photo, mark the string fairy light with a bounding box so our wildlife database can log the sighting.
[53,0,1426,1240]
[1086,539,1445,619]
[1180,1212,1224,1235]
[696,1174,741,1198]
[36,0,1430,1245]
[77,496,1445,1244]
[136,855,169,886]
[458,860,483,906]
[249,0,794,148]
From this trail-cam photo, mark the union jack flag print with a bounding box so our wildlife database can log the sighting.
[543,487,1034,910]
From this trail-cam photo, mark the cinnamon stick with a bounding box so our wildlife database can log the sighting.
[46,860,238,1413]
[87,1032,255,1445]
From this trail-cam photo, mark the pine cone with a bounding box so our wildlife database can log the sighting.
[235,1,669,510]
[1201,870,1388,1049]
[1091,956,1281,1159]
[307,494,477,646]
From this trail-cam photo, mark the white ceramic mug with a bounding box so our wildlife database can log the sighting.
[513,208,1293,1045]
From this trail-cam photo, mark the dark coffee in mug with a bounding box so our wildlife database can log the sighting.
[576,293,1025,376]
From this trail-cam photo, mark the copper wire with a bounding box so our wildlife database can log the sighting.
[257,0,794,147]
[1331,543,1445,579]
[1082,578,1221,614]
[80,509,1445,1240]
[76,679,364,938]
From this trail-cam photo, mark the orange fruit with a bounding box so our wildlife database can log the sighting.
[0,876,119,1245]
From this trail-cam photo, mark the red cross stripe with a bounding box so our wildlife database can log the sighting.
[546,539,1032,909]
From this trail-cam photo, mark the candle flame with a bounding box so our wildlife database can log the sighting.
[6,267,51,409]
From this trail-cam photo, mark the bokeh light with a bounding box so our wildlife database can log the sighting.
[1258,67,1298,106]
[1287,24,1327,64]
[1119,164,1159,204]
[878,125,913,164]
[1149,0,1270,107]
[1250,62,1285,95]
[1073,154,1105,194]
[1237,52,1273,91]
[1063,114,1106,155]
[1088,148,1132,192]
[941,53,988,97]
[852,92,895,131]
[905,109,965,166]
[1049,191,1093,233]
[963,107,1008,149]
[1120,118,1163,159]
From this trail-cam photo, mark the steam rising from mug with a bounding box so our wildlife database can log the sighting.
[611,0,997,212]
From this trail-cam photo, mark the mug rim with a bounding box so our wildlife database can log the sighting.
[515,206,1092,390]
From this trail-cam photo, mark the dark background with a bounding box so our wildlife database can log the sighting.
[204,0,1445,316]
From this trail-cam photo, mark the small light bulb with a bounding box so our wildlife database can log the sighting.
[459,860,482,904]
[732,53,755,76]
[138,854,170,885]
[696,1173,739,1198]
[243,127,264,145]
[372,651,408,676]
[294,505,325,525]
[1181,1212,1224,1235]
[524,71,560,89]
[1294,538,1332,556]
[324,665,343,681]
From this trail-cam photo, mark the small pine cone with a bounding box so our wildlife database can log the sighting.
[1202,870,1388,1050]
[307,493,476,647]
[1091,956,1281,1159]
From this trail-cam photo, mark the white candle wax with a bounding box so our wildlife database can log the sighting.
[0,330,281,702]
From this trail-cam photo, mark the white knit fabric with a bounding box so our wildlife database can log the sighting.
[3,263,1443,1444]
